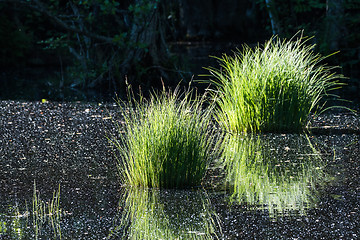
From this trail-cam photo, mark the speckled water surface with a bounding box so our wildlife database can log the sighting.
[0,100,359,239]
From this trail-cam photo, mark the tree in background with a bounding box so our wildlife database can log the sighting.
[259,0,359,99]
[0,0,358,99]
[0,0,181,96]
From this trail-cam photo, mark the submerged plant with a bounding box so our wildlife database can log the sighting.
[207,33,343,133]
[0,182,62,239]
[109,86,219,189]
[32,181,62,239]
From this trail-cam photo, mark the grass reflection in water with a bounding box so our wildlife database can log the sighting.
[221,134,330,218]
[108,188,221,239]
[0,182,62,239]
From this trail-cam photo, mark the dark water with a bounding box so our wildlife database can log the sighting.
[0,70,114,102]
[0,101,359,239]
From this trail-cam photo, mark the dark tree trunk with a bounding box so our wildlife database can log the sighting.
[178,0,214,39]
[326,0,345,51]
[265,0,281,35]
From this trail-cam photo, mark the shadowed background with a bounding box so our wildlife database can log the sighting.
[0,0,358,103]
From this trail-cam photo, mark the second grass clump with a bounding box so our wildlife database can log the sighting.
[111,87,217,189]
[207,34,343,133]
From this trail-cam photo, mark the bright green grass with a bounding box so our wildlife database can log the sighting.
[110,87,218,189]
[207,34,343,133]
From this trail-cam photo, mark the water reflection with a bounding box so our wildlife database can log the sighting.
[109,187,220,239]
[0,205,27,239]
[221,134,329,218]
[0,183,62,239]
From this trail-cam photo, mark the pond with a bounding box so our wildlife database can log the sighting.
[0,100,359,239]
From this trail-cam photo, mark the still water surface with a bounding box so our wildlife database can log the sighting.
[0,101,359,239]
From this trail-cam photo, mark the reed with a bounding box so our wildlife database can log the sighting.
[32,181,62,239]
[207,33,343,133]
[110,86,218,189]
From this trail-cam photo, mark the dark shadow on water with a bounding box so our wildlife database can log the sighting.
[0,69,115,102]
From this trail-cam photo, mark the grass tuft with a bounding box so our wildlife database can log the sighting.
[206,33,344,133]
[110,86,218,189]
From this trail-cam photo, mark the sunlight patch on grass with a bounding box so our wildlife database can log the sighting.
[206,33,344,133]
[109,86,220,189]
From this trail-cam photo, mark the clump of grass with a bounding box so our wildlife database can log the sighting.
[110,86,218,189]
[207,33,343,133]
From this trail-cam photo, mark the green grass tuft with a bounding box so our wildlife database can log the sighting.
[206,33,344,133]
[110,87,218,189]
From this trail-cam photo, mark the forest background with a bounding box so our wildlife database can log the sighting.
[0,0,359,102]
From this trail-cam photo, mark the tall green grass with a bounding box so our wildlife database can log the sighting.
[207,34,343,133]
[110,87,218,189]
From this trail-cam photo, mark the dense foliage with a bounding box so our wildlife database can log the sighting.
[0,0,179,96]
[0,0,358,98]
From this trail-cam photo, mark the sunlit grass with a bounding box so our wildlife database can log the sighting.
[206,33,344,133]
[109,87,219,189]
